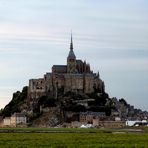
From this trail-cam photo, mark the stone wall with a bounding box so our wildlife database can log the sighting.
[28,72,104,103]
[93,119,125,128]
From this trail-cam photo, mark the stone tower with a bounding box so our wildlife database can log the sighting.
[67,34,77,73]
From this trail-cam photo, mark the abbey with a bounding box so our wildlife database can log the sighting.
[28,34,105,104]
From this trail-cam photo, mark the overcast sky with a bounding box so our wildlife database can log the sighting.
[0,0,148,111]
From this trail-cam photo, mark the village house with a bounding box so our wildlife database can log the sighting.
[3,117,11,127]
[10,113,27,127]
[93,119,125,128]
[71,121,82,128]
[2,113,27,127]
[79,112,106,123]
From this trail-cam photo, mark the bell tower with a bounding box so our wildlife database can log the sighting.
[67,33,77,73]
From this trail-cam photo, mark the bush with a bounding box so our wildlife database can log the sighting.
[65,105,86,112]
[38,96,56,107]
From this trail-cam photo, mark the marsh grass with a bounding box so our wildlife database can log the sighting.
[0,129,148,148]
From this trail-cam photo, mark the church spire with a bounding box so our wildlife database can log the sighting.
[68,32,76,59]
[67,32,77,73]
[70,32,73,50]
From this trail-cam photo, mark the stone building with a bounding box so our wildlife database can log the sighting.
[2,113,27,127]
[3,117,11,127]
[93,119,125,128]
[28,34,105,106]
[80,112,106,123]
[10,113,27,127]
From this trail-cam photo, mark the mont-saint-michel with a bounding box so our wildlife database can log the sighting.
[0,1,148,147]
[0,35,147,128]
[28,34,105,106]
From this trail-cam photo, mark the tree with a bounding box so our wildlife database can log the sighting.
[0,86,28,117]
[119,98,127,106]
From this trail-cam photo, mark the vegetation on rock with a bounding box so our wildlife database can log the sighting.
[0,86,28,117]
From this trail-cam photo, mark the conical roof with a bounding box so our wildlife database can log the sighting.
[68,49,76,59]
[68,33,76,59]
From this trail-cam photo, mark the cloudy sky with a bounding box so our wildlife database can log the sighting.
[0,0,148,111]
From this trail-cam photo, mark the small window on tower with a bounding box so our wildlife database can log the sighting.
[70,59,74,62]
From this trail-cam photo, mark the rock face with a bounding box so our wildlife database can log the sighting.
[28,35,105,109]
[31,107,62,127]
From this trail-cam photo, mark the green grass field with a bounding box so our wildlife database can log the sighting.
[0,128,148,148]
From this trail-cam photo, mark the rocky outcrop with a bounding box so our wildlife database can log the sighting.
[31,107,63,127]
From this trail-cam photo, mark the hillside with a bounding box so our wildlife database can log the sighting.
[0,86,28,117]
[0,85,147,127]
